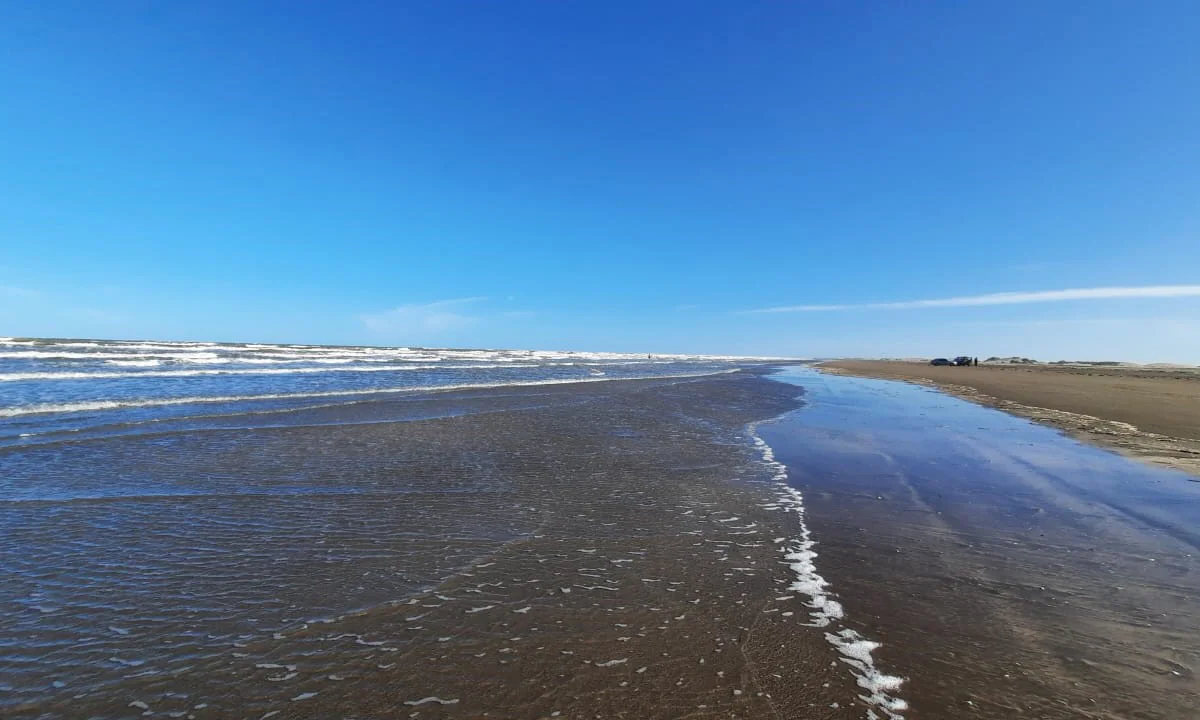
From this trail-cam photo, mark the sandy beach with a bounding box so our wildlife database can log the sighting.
[763,368,1200,720]
[7,370,904,719]
[818,360,1200,477]
[6,366,1199,719]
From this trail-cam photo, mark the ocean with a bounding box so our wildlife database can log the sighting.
[0,337,767,449]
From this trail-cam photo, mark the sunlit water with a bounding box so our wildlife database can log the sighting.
[759,367,1200,718]
[0,337,767,448]
[0,338,778,713]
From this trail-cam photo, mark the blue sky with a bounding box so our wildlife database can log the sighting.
[2,2,1199,361]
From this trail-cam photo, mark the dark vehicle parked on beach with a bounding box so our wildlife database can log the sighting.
[930,358,952,366]
[953,356,973,366]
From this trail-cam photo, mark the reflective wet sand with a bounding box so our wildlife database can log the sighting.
[820,359,1200,476]
[5,368,1197,719]
[7,372,884,719]
[762,368,1200,719]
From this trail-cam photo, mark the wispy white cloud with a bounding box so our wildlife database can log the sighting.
[360,297,488,337]
[0,285,41,299]
[746,285,1200,314]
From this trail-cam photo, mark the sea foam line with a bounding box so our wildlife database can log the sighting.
[747,421,908,720]
[0,369,737,418]
[0,363,550,382]
[0,360,676,382]
[0,338,791,362]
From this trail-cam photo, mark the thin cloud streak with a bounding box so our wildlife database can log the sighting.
[360,297,489,336]
[1,285,41,299]
[746,285,1200,313]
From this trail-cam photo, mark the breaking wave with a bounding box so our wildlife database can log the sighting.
[0,370,737,419]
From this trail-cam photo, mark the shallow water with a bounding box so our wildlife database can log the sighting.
[4,361,1197,718]
[763,367,1200,552]
[0,413,543,711]
[0,370,805,719]
[761,367,1200,718]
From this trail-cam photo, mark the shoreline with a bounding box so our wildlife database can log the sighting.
[10,367,1197,717]
[761,366,1200,719]
[817,360,1200,478]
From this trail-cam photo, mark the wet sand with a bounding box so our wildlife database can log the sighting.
[762,369,1200,719]
[8,367,1198,719]
[819,360,1200,477]
[5,371,902,719]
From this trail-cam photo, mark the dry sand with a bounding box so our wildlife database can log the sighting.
[818,360,1200,478]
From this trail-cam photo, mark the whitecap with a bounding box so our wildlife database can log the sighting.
[0,369,741,418]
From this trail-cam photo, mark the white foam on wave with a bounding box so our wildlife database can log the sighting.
[746,422,907,720]
[0,351,154,360]
[0,362,553,383]
[2,351,444,365]
[1,338,794,360]
[0,350,226,362]
[172,352,226,364]
[0,369,738,418]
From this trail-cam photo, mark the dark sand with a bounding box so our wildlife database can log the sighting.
[819,360,1200,477]
[8,372,894,719]
[10,368,1198,719]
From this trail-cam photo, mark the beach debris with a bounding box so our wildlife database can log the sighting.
[595,658,628,667]
[267,672,297,682]
[291,692,318,701]
[403,697,460,706]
